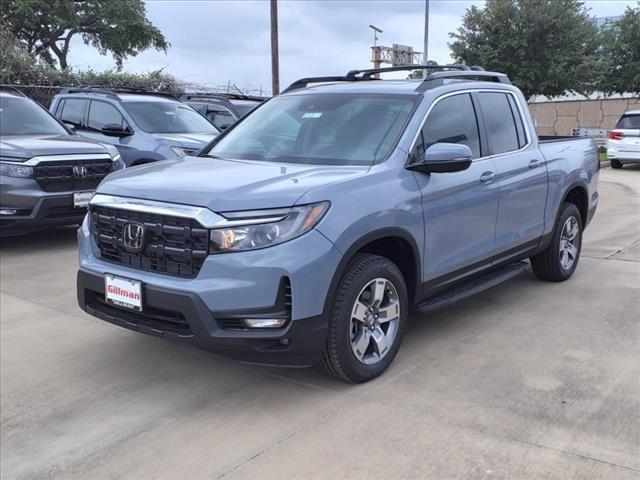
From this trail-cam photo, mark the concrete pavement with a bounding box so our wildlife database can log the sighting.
[1,166,639,479]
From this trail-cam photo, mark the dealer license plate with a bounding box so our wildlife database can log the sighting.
[104,274,142,311]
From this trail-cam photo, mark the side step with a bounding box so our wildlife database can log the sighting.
[414,262,529,313]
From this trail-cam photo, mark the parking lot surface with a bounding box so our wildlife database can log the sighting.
[1,166,639,479]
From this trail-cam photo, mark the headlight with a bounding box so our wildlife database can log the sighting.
[171,146,186,158]
[0,162,33,178]
[210,202,330,253]
[112,154,125,171]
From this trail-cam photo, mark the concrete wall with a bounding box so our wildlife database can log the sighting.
[528,97,640,136]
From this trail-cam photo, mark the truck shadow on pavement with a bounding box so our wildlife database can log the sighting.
[0,226,78,254]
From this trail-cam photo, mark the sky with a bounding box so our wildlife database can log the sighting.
[68,0,636,95]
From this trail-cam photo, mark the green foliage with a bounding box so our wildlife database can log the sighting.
[0,24,181,107]
[0,0,168,70]
[599,4,640,94]
[449,0,601,99]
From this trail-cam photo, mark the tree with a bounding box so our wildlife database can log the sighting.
[0,0,169,70]
[449,0,601,99]
[599,4,640,94]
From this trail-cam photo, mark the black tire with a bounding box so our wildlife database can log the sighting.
[610,158,623,169]
[321,254,408,383]
[530,203,582,282]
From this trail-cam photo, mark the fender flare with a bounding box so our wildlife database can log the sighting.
[321,227,422,313]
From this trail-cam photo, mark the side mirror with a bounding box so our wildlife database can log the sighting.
[101,124,131,138]
[64,123,77,134]
[407,143,473,174]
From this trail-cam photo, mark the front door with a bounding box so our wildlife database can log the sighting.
[411,93,500,285]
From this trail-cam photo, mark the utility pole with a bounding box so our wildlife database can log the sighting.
[423,0,430,64]
[369,24,383,78]
[270,0,280,95]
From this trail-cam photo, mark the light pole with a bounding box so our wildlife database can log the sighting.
[423,0,429,64]
[270,0,280,95]
[369,24,382,49]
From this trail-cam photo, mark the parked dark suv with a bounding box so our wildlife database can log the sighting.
[181,93,266,131]
[50,88,219,166]
[0,87,124,236]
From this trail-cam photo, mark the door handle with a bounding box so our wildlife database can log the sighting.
[529,159,541,169]
[479,171,496,183]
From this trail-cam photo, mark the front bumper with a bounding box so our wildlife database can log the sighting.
[0,187,87,236]
[77,219,342,366]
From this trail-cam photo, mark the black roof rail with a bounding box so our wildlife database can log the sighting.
[181,92,267,102]
[282,64,499,93]
[59,86,180,100]
[345,64,472,80]
[0,85,27,97]
[416,70,511,92]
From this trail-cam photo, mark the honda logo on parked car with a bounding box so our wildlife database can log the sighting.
[72,165,88,178]
[122,222,145,252]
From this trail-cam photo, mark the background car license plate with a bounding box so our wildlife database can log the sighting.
[105,274,142,311]
[73,191,94,208]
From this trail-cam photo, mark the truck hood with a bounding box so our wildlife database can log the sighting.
[97,156,369,212]
[0,135,109,160]
[151,133,218,148]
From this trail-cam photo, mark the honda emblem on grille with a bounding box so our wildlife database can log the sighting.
[122,222,145,253]
[72,165,88,178]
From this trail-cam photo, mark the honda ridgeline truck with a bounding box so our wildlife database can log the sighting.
[1,87,124,237]
[77,66,599,383]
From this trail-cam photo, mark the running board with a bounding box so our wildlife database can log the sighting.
[414,262,529,313]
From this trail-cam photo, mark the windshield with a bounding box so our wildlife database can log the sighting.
[124,101,219,134]
[0,96,67,136]
[616,114,640,129]
[207,93,417,165]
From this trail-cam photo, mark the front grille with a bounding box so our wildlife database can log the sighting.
[91,206,209,278]
[34,158,114,192]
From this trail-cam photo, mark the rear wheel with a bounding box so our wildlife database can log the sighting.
[610,158,623,169]
[321,254,408,383]
[531,203,582,282]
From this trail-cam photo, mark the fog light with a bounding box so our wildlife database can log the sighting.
[0,209,18,216]
[242,318,287,328]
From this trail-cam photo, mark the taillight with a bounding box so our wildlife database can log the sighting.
[608,131,624,140]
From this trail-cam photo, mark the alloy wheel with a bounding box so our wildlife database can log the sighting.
[349,278,400,365]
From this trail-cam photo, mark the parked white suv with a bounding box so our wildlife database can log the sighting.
[607,110,640,169]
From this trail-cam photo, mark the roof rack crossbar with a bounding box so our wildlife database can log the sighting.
[416,71,511,92]
[180,92,267,102]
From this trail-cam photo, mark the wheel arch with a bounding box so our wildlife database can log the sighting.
[324,228,422,313]
[562,182,589,227]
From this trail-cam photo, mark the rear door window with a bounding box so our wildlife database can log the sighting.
[413,93,481,160]
[59,98,88,128]
[87,100,126,131]
[616,114,640,129]
[205,106,235,130]
[477,92,519,155]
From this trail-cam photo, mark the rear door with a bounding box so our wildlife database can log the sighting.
[476,91,547,257]
[412,92,500,283]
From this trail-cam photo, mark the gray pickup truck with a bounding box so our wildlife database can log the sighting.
[76,66,599,383]
[0,87,124,237]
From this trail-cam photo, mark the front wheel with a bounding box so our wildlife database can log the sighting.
[610,158,623,169]
[531,203,582,282]
[321,254,408,383]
